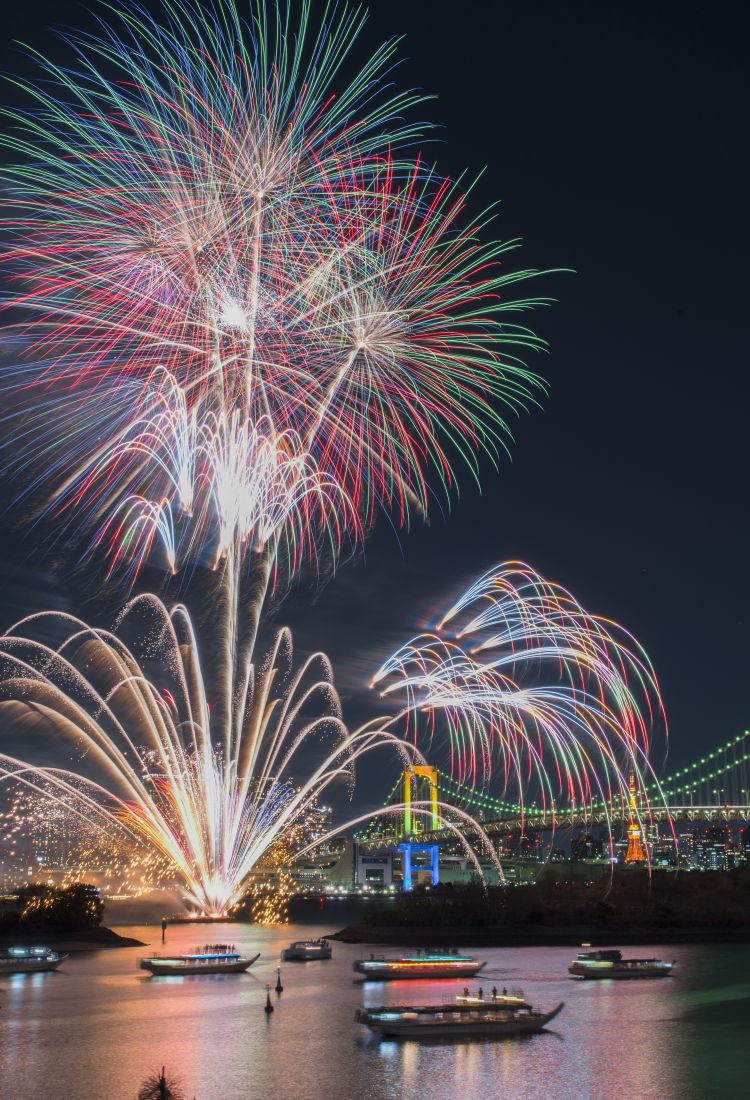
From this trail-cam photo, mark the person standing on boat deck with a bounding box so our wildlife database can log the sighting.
[477,987,483,999]
[463,987,469,998]
[492,987,498,1000]
[161,917,167,943]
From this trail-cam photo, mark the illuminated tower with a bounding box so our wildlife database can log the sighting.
[403,766,439,835]
[400,766,440,891]
[624,772,647,864]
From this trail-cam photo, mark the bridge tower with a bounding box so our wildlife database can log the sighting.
[624,772,647,864]
[401,766,440,890]
[403,765,439,835]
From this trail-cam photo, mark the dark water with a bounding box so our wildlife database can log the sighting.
[1,923,748,1100]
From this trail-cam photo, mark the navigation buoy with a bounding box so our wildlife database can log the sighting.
[264,984,274,1014]
[275,967,284,994]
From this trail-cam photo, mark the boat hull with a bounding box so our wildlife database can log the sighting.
[355,961,485,981]
[568,964,673,980]
[0,957,66,975]
[358,1003,564,1039]
[140,953,259,976]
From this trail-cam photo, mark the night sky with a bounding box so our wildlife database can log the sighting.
[1,1,748,816]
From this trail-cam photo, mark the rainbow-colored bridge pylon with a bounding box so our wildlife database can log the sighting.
[401,766,440,890]
[403,765,440,835]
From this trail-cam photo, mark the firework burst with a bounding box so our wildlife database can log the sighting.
[1,0,552,580]
[0,594,425,914]
[373,562,667,828]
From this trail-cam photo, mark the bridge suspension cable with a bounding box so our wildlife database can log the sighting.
[363,730,750,835]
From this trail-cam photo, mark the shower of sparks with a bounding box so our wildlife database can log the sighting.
[1,0,552,581]
[0,595,421,915]
[373,562,668,837]
[0,783,176,895]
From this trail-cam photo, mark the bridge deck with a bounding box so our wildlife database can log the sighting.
[361,805,750,847]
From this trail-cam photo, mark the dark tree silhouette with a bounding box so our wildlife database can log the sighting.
[7,883,104,932]
[137,1066,186,1100]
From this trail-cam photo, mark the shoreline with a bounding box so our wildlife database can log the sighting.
[0,926,145,951]
[328,923,750,948]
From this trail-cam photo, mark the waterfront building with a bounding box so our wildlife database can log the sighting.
[354,849,393,888]
[741,826,750,864]
[571,832,604,861]
[291,836,353,891]
[651,837,677,867]
[693,826,731,871]
[725,843,743,869]
[677,832,697,869]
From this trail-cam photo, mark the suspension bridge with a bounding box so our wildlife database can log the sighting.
[360,729,750,848]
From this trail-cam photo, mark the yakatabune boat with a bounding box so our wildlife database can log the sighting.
[0,947,68,974]
[139,944,259,976]
[353,950,486,980]
[568,947,675,980]
[282,938,332,961]
[356,997,564,1039]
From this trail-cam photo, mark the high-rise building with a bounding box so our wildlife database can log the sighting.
[693,826,730,871]
[740,827,750,865]
[571,832,604,861]
[724,843,742,869]
[651,837,677,867]
[677,832,697,869]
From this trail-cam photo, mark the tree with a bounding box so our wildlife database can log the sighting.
[137,1067,186,1100]
[18,883,103,931]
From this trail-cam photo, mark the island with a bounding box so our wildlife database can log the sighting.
[0,883,144,950]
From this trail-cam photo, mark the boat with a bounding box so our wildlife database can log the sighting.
[353,949,486,980]
[356,996,564,1039]
[282,938,332,961]
[139,943,260,976]
[0,947,68,974]
[568,947,675,980]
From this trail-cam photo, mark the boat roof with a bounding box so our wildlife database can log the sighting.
[575,950,669,963]
[183,951,240,959]
[150,950,242,961]
[403,953,474,961]
[361,953,476,963]
[2,946,56,956]
[456,994,527,1006]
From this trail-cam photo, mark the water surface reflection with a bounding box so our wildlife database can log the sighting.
[1,923,746,1099]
